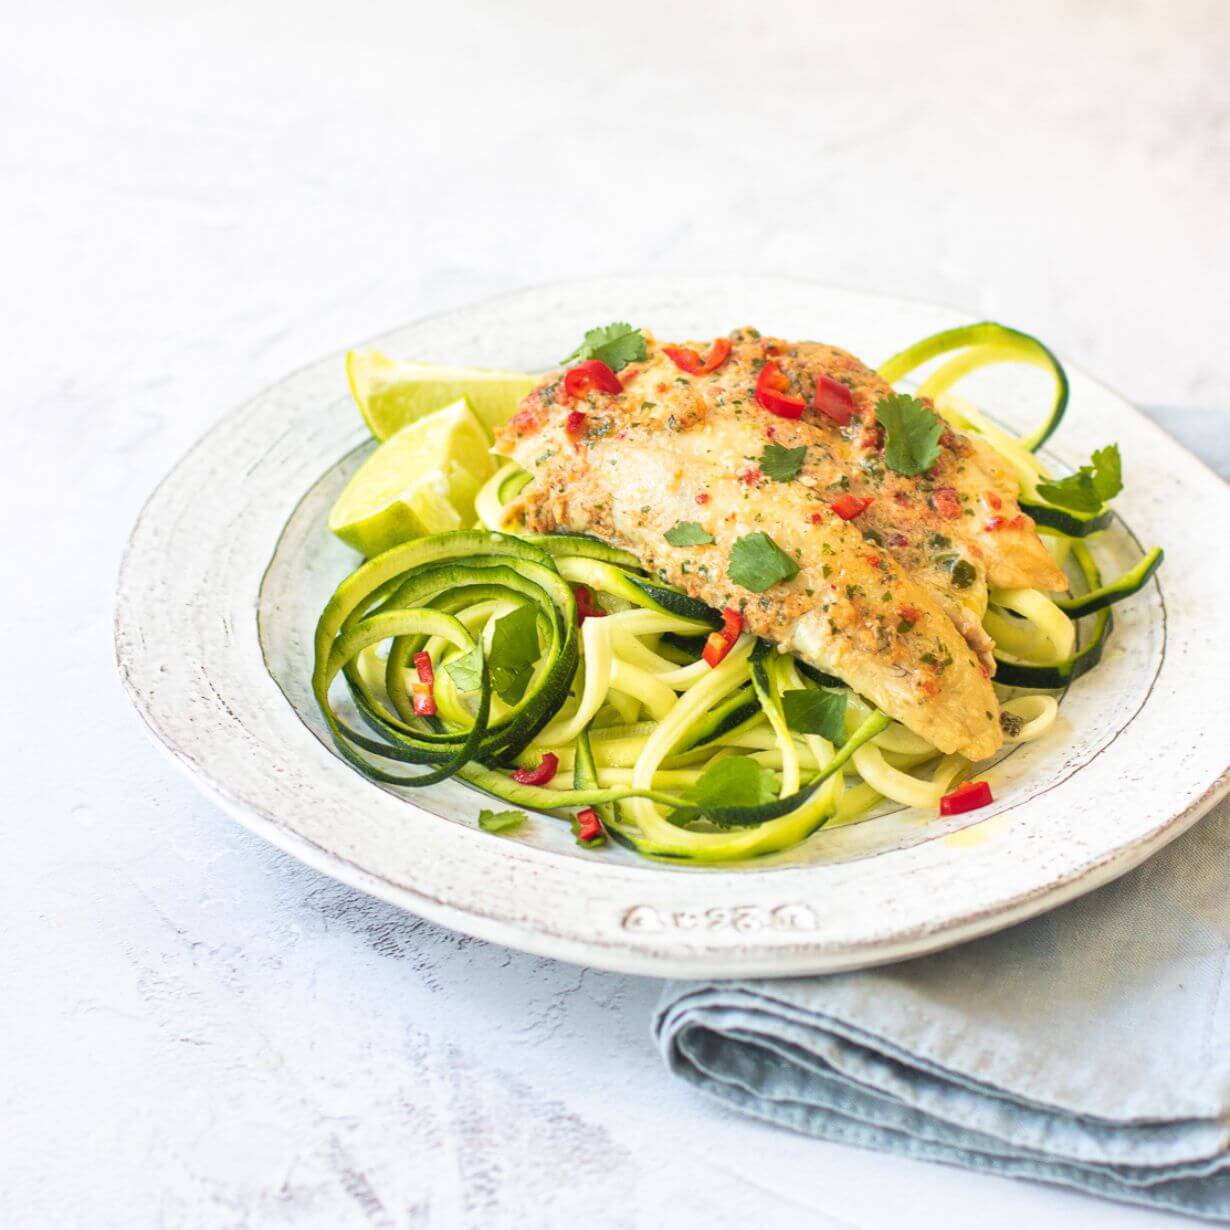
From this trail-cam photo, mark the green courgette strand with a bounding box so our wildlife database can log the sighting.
[382,579,531,724]
[992,542,1112,688]
[877,321,1069,452]
[1020,501,1114,539]
[572,726,617,846]
[455,763,690,813]
[314,607,495,785]
[796,660,845,689]
[366,562,570,745]
[552,554,723,628]
[678,710,890,830]
[350,565,570,759]
[316,530,556,669]
[312,531,558,738]
[627,577,724,627]
[523,532,645,572]
[748,640,801,796]
[529,532,726,627]
[313,533,581,781]
[658,631,709,660]
[661,685,761,765]
[1054,545,1164,619]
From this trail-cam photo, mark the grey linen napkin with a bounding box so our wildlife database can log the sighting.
[655,795,1230,1221]
[656,407,1230,1220]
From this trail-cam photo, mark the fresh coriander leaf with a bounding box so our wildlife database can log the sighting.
[491,665,535,706]
[688,756,777,807]
[759,442,807,482]
[669,756,777,823]
[875,394,943,477]
[488,603,540,704]
[478,808,527,834]
[664,521,715,547]
[444,646,483,693]
[1035,476,1099,513]
[1036,443,1123,513]
[561,322,647,373]
[781,688,847,744]
[1090,445,1122,501]
[728,531,799,592]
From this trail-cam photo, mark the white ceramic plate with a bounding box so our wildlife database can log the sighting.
[115,277,1230,977]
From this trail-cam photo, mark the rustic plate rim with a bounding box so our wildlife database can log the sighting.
[114,276,1230,977]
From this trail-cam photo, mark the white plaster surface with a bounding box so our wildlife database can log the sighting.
[3,1,1228,1226]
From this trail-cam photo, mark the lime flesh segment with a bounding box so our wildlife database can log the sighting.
[328,399,495,557]
[347,349,538,441]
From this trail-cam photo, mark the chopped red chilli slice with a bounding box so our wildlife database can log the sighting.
[813,373,854,425]
[754,360,806,419]
[702,632,731,667]
[830,493,874,520]
[563,359,622,400]
[719,607,743,641]
[511,753,559,786]
[565,410,588,443]
[695,491,710,505]
[702,607,743,667]
[575,807,604,844]
[939,779,993,816]
[662,338,732,375]
[411,681,437,717]
[573,584,606,623]
[413,651,434,685]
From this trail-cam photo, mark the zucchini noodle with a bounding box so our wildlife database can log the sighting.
[313,323,1163,862]
[1000,694,1060,743]
[475,462,530,531]
[988,588,1076,661]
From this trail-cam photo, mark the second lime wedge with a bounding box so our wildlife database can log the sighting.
[328,398,495,557]
[347,349,538,441]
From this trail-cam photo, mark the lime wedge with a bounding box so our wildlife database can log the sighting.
[328,398,495,557]
[347,349,538,441]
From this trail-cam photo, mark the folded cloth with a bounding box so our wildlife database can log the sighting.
[656,793,1230,1221]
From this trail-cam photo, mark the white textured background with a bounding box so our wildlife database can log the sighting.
[3,1,1228,1227]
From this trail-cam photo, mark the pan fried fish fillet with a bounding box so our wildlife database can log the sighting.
[495,329,1064,761]
[689,331,1065,672]
[739,331,1067,597]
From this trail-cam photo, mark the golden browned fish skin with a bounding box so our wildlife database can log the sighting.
[495,329,1037,761]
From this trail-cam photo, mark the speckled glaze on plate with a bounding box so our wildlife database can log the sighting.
[114,277,1230,977]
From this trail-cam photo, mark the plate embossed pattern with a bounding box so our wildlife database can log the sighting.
[116,278,1230,976]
